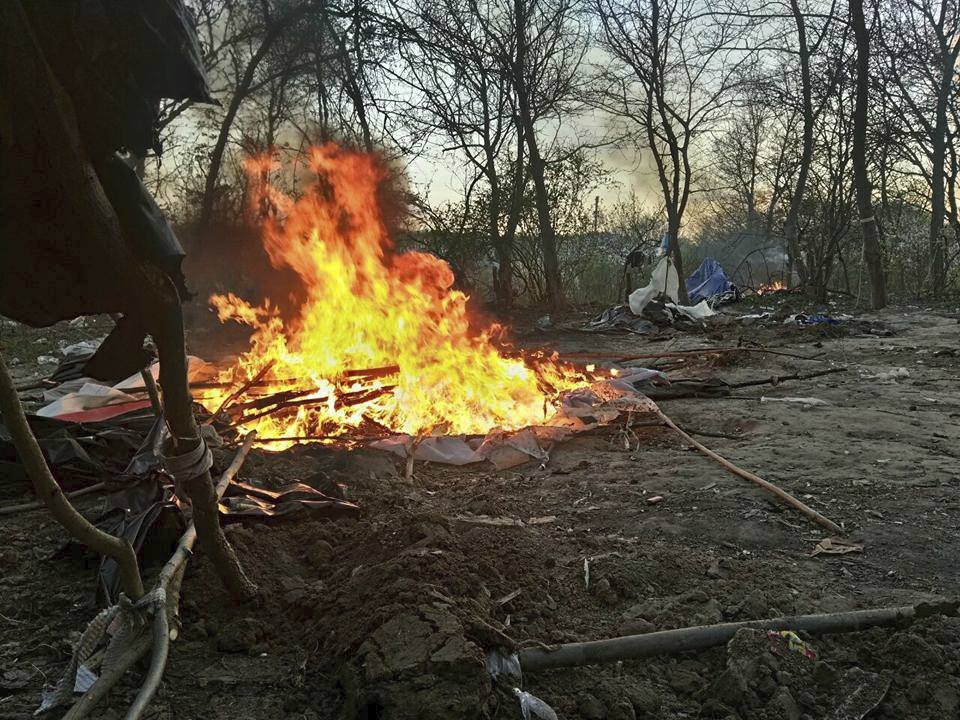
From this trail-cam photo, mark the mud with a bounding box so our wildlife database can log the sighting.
[1,305,960,719]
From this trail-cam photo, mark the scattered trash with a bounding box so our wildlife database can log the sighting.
[760,396,831,407]
[830,667,891,720]
[812,537,864,557]
[785,313,841,326]
[767,630,817,660]
[486,650,521,681]
[629,256,679,315]
[373,371,658,468]
[645,495,664,505]
[535,315,553,330]
[220,481,360,519]
[514,688,558,720]
[665,299,717,322]
[35,357,216,422]
[868,367,910,383]
[582,305,655,334]
[37,355,59,365]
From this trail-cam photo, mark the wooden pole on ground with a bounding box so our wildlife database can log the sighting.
[655,407,842,535]
[519,602,957,671]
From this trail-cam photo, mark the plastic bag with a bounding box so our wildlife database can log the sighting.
[514,688,558,720]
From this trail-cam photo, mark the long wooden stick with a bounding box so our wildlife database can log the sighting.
[557,347,825,362]
[519,602,957,671]
[0,351,145,599]
[728,366,845,389]
[655,407,842,534]
[0,481,106,517]
[124,431,256,720]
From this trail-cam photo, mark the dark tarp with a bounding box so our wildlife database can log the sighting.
[685,257,737,305]
[0,0,207,327]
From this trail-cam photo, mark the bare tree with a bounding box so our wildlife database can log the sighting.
[386,0,528,307]
[593,0,752,302]
[470,0,590,309]
[877,0,960,295]
[851,0,887,307]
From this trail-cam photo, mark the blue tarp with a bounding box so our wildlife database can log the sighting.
[686,257,735,304]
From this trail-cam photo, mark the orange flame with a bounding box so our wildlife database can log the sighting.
[757,280,786,295]
[204,144,588,444]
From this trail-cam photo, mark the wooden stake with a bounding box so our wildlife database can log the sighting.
[655,407,842,534]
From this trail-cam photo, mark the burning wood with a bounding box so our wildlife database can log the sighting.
[202,145,600,446]
[757,280,787,294]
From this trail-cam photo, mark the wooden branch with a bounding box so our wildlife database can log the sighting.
[0,481,106,517]
[655,407,842,534]
[234,385,395,426]
[140,368,163,416]
[63,434,257,720]
[728,366,846,389]
[125,432,257,720]
[519,602,959,671]
[207,359,276,422]
[0,351,144,599]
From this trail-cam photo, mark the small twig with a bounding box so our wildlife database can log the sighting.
[14,378,56,392]
[655,407,842,534]
[557,346,826,363]
[0,481,106,517]
[683,427,744,440]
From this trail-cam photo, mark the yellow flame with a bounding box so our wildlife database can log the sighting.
[757,280,786,295]
[204,144,587,444]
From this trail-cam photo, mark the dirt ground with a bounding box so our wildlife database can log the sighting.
[2,303,960,719]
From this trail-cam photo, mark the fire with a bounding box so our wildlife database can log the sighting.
[204,144,588,444]
[757,280,786,294]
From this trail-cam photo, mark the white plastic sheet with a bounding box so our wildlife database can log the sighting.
[629,256,679,315]
[628,257,717,321]
[370,369,660,468]
[36,357,219,420]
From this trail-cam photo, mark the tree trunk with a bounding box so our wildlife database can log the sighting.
[527,145,564,309]
[850,0,886,309]
[511,0,563,310]
[667,215,687,304]
[198,46,269,231]
[495,140,528,309]
[927,54,953,296]
[784,0,813,289]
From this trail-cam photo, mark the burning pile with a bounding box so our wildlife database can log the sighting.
[204,144,590,444]
[757,280,787,295]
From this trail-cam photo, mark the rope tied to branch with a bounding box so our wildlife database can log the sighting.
[36,589,165,715]
[159,435,213,483]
